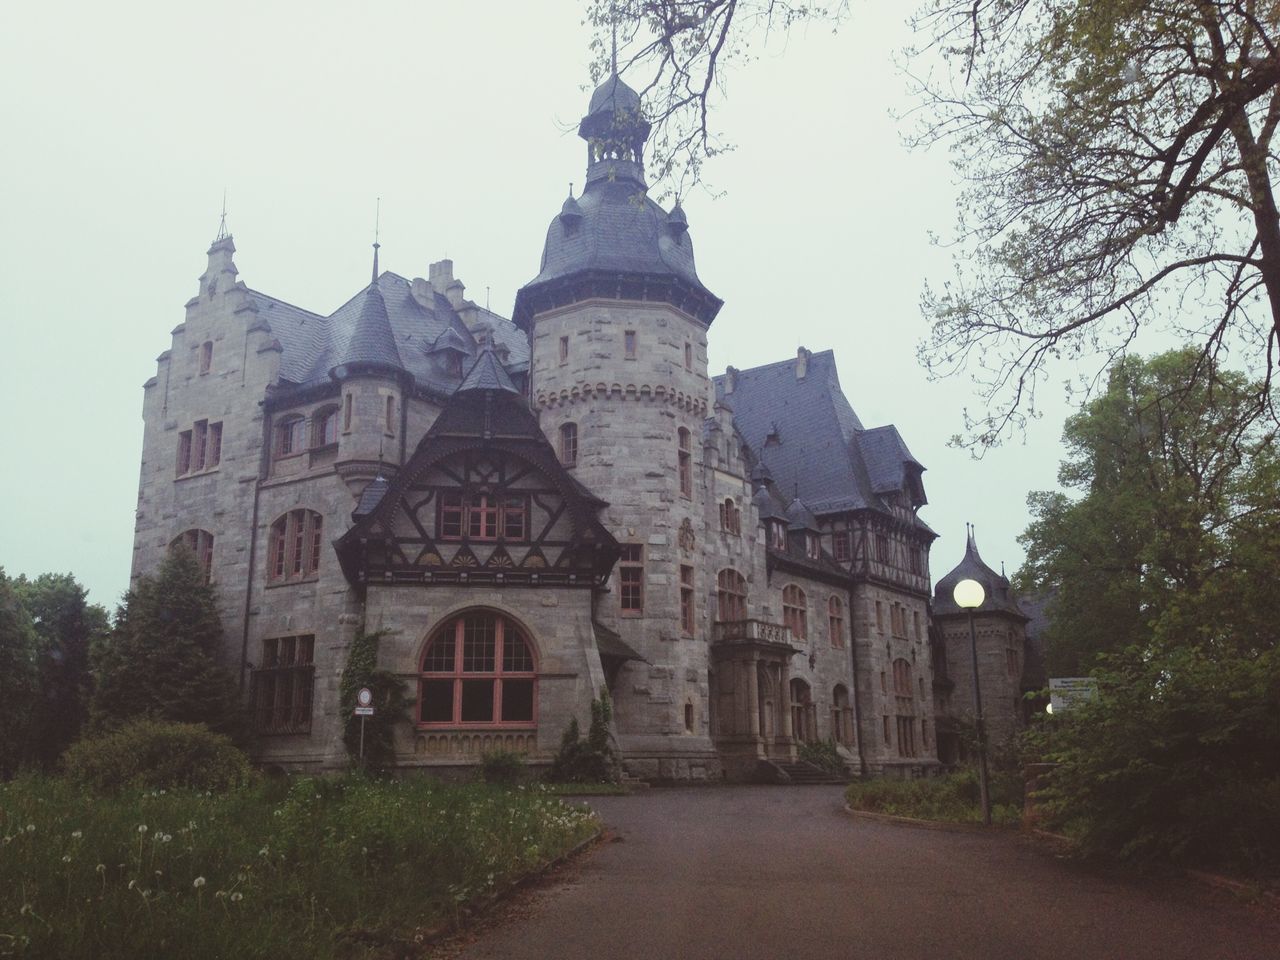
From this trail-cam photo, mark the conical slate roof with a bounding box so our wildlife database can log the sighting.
[330,280,403,379]
[456,347,518,394]
[933,528,1027,617]
[785,497,819,532]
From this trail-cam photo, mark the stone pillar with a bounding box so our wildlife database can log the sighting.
[780,663,794,740]
[746,656,761,738]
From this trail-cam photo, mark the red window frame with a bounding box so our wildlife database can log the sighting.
[437,492,529,543]
[619,544,643,615]
[680,564,695,635]
[720,498,740,535]
[268,509,323,583]
[678,428,692,498]
[314,408,339,447]
[559,422,578,467]
[171,529,214,582]
[828,596,845,648]
[276,417,306,457]
[176,430,193,475]
[418,612,538,728]
[782,584,807,640]
[716,568,747,622]
[832,531,850,562]
[255,635,315,735]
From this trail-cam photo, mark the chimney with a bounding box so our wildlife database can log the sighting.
[446,278,466,310]
[795,347,811,380]
[724,365,738,394]
[429,259,454,294]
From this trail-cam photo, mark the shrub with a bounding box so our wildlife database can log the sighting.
[547,695,617,783]
[480,749,526,785]
[799,738,846,774]
[845,767,1023,825]
[62,718,252,793]
[339,628,412,770]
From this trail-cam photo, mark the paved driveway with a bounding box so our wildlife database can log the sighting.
[451,786,1278,960]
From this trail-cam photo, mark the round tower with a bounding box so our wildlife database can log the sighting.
[512,74,724,775]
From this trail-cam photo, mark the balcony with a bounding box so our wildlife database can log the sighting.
[712,619,794,647]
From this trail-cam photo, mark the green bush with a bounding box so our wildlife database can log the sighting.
[547,695,617,783]
[480,749,526,784]
[62,719,252,793]
[799,738,846,774]
[845,767,1024,824]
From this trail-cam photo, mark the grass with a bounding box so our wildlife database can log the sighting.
[844,768,1024,826]
[536,782,631,796]
[0,774,599,959]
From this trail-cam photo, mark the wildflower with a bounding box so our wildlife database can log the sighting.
[161,834,173,843]
[258,847,269,857]
[25,824,35,833]
[70,830,83,840]
[128,880,137,890]
[20,904,33,916]
[61,855,72,863]
[230,892,243,903]
[215,890,227,899]
[193,876,206,889]
[96,864,106,874]
[138,825,148,834]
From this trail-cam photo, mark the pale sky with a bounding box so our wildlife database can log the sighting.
[0,0,1084,609]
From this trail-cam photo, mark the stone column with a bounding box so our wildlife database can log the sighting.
[780,661,794,741]
[746,655,761,738]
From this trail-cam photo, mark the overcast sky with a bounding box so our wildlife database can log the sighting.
[1,0,1088,609]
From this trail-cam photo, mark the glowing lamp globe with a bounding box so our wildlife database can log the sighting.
[953,578,985,610]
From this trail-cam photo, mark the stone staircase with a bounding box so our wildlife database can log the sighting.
[770,760,850,786]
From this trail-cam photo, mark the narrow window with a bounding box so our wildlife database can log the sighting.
[559,422,578,467]
[468,495,499,540]
[828,596,845,648]
[882,715,891,745]
[806,533,820,560]
[913,610,921,640]
[619,544,644,615]
[176,430,193,476]
[267,510,323,583]
[199,340,213,375]
[276,417,306,457]
[503,497,527,541]
[876,533,890,563]
[315,407,339,447]
[684,342,692,370]
[677,427,692,498]
[438,492,464,540]
[720,498,740,535]
[624,330,637,359]
[680,564,695,635]
[875,600,884,633]
[716,568,747,622]
[684,702,694,732]
[192,420,208,471]
[343,393,353,432]
[559,335,569,364]
[782,584,807,640]
[769,520,788,551]
[385,395,396,435]
[207,422,222,468]
[832,530,850,562]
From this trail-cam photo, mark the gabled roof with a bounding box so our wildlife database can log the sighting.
[457,347,518,394]
[714,350,928,521]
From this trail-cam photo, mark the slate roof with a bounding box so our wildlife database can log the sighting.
[330,280,403,376]
[932,530,1028,618]
[457,347,518,394]
[713,350,929,525]
[250,272,530,398]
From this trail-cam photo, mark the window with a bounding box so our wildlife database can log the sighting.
[913,610,922,640]
[385,395,396,434]
[170,529,214,582]
[436,492,529,542]
[832,685,854,746]
[828,596,845,648]
[268,509,323,582]
[419,611,537,727]
[769,520,788,550]
[680,564,695,635]
[876,533,890,563]
[719,497,740,535]
[716,568,747,622]
[343,393,353,432]
[624,330,637,359]
[199,340,213,375]
[832,530,850,562]
[684,342,692,370]
[619,544,644,615]
[805,533,820,560]
[908,545,923,575]
[314,407,339,447]
[255,635,315,734]
[684,701,694,732]
[176,420,221,475]
[882,715,891,745]
[790,678,815,743]
[896,716,917,757]
[893,658,916,758]
[1006,647,1020,679]
[275,416,307,457]
[782,584,807,640]
[875,600,884,633]
[559,422,578,467]
[559,335,569,364]
[921,719,929,748]
[677,428,692,498]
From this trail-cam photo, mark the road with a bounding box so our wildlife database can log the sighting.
[448,785,1277,960]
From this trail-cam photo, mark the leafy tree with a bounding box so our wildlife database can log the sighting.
[913,0,1280,446]
[91,548,244,740]
[339,628,411,770]
[1018,349,1279,673]
[11,573,109,770]
[0,569,38,778]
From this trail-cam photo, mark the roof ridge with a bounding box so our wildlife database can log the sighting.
[245,288,325,319]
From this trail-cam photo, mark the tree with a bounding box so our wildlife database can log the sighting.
[91,548,244,740]
[11,573,109,770]
[1016,348,1280,674]
[0,569,38,778]
[913,0,1280,446]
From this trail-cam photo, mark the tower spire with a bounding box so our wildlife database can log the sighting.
[214,189,230,242]
[371,197,381,283]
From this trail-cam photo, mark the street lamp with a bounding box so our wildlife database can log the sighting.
[953,577,992,826]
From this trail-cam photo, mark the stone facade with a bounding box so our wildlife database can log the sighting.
[129,72,1039,782]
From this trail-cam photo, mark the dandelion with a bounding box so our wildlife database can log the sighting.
[128,880,137,890]
[70,830,83,840]
[138,825,148,834]
[161,834,173,843]
[215,890,227,900]
[96,864,106,874]
[258,847,269,857]
[230,892,243,903]
[193,876,206,889]
[61,855,72,863]
[20,904,33,916]
[25,824,36,833]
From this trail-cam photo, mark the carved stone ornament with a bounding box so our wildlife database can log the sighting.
[678,517,696,554]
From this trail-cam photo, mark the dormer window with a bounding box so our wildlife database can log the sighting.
[275,416,306,457]
[805,533,820,560]
[769,520,787,550]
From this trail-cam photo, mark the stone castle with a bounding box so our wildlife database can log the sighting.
[131,73,1034,780]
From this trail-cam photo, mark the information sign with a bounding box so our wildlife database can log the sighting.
[1049,677,1098,714]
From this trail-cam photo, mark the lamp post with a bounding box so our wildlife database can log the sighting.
[953,577,992,826]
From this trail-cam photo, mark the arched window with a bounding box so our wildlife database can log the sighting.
[719,497,740,535]
[832,684,854,746]
[828,596,845,648]
[790,678,815,743]
[559,422,578,467]
[313,406,339,447]
[892,658,917,758]
[275,415,307,457]
[269,509,323,582]
[678,427,692,498]
[170,529,215,582]
[419,611,537,726]
[716,568,747,622]
[782,584,807,640]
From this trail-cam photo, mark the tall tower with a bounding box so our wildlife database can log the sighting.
[513,74,724,777]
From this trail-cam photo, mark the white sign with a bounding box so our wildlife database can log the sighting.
[1049,677,1098,714]
[354,706,374,716]
[357,687,373,707]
